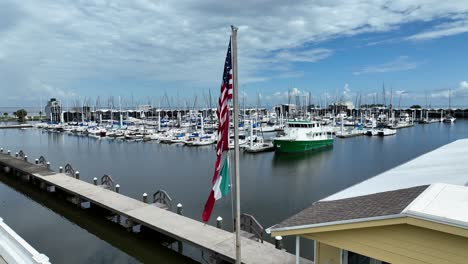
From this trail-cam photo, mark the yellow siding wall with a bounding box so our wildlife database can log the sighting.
[316,242,341,264]
[305,224,468,264]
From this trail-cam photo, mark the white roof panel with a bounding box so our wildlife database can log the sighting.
[324,139,468,201]
[404,183,468,228]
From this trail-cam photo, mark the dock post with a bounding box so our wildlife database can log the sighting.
[93,177,97,185]
[216,216,223,229]
[24,156,28,162]
[15,152,18,158]
[275,236,283,250]
[295,236,300,264]
[75,171,80,180]
[35,159,39,164]
[7,150,10,155]
[115,184,120,193]
[0,148,3,153]
[59,166,63,173]
[142,193,148,203]
[177,203,184,254]
[46,162,50,169]
[178,240,183,254]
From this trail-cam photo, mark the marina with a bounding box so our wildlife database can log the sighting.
[0,119,466,262]
[26,99,467,153]
[1,2,468,263]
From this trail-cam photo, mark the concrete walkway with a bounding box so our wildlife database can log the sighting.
[0,152,312,264]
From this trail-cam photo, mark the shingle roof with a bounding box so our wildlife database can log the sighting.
[274,185,429,230]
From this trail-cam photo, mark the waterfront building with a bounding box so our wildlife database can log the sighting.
[271,139,468,264]
[274,104,298,117]
[329,101,355,113]
[44,98,61,123]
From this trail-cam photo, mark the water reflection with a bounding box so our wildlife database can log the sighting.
[0,172,196,264]
[272,147,333,167]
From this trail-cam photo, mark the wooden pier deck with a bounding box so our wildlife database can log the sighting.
[0,152,312,264]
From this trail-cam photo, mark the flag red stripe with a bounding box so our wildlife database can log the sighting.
[202,190,216,222]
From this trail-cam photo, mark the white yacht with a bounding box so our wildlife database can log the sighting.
[443,115,456,123]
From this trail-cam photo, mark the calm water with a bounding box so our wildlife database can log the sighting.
[0,121,467,263]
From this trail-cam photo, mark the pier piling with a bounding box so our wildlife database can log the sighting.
[59,166,63,173]
[46,162,50,169]
[115,184,120,193]
[24,156,28,162]
[15,152,18,158]
[35,159,38,164]
[93,177,97,185]
[275,236,283,250]
[7,150,10,155]
[142,193,148,203]
[75,171,80,180]
[176,203,184,253]
[216,216,223,229]
[0,148,3,153]
[177,203,183,215]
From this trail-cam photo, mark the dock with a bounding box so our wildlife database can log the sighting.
[335,130,366,138]
[0,124,33,129]
[0,150,312,264]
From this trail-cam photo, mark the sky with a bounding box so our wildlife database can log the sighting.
[0,0,467,108]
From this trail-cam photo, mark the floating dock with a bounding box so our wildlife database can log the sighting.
[0,151,312,264]
[0,124,33,129]
[335,130,366,138]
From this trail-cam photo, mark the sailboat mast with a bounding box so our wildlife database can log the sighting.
[448,88,451,109]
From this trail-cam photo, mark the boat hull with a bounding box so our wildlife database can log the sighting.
[273,139,333,153]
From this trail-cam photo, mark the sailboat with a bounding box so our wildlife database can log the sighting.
[243,120,274,153]
[443,88,456,123]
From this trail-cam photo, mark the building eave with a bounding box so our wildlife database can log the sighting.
[270,214,405,237]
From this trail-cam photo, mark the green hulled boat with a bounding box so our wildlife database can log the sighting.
[273,120,333,153]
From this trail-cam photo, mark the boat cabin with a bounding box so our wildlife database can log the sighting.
[286,121,321,128]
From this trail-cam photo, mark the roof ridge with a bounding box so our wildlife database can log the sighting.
[323,184,429,203]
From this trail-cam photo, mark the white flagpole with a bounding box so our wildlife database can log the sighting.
[231,25,242,264]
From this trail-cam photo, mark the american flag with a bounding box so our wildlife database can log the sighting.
[202,39,233,222]
[215,40,233,158]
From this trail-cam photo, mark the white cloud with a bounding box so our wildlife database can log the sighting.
[460,80,468,89]
[276,49,333,62]
[342,83,351,98]
[0,0,468,105]
[353,56,422,75]
[273,88,304,99]
[431,81,468,99]
[406,18,468,41]
[395,90,407,96]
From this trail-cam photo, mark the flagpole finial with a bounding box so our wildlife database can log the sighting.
[231,25,238,32]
